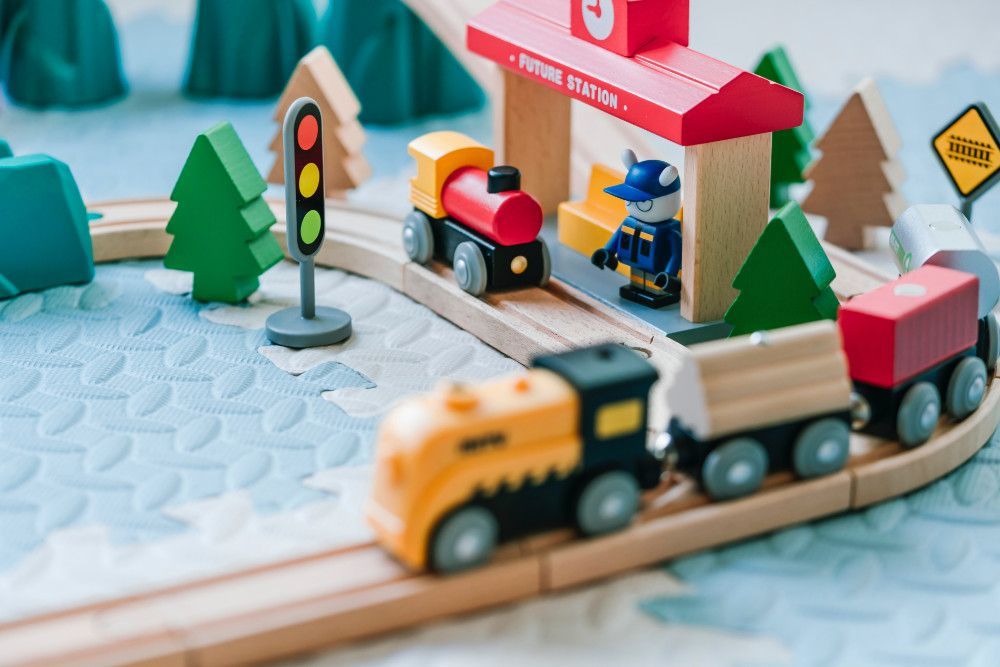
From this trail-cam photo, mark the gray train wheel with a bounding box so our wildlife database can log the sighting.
[792,418,850,479]
[538,237,552,287]
[429,506,498,574]
[403,210,434,264]
[986,312,1000,371]
[575,470,640,536]
[946,357,988,420]
[454,241,488,296]
[701,438,768,501]
[896,382,941,448]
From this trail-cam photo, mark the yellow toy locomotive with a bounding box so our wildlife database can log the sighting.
[404,131,551,296]
[367,344,660,573]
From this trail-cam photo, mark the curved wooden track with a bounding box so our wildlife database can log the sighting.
[4,198,998,667]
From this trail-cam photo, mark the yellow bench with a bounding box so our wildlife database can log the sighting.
[558,164,628,276]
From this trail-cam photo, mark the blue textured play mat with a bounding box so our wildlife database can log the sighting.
[0,261,374,571]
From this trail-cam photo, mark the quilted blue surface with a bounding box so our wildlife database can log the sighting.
[0,261,374,572]
[641,431,1000,666]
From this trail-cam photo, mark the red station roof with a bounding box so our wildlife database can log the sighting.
[467,0,805,146]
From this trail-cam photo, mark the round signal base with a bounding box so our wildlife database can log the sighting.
[265,306,352,349]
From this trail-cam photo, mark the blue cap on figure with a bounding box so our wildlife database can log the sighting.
[604,149,680,201]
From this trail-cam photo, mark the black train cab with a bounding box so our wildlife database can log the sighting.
[534,343,662,489]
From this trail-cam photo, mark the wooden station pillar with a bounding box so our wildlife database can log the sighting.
[501,69,572,216]
[682,133,772,322]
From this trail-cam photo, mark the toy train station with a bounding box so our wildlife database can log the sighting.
[467,0,804,322]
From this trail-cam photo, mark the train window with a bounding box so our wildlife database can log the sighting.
[594,399,644,440]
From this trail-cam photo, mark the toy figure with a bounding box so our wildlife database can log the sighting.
[591,149,682,308]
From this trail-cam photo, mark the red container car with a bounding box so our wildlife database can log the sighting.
[839,265,990,447]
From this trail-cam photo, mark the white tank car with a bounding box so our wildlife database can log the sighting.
[890,204,1000,318]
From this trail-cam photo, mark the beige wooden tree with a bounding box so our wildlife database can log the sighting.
[802,78,907,250]
[267,46,372,197]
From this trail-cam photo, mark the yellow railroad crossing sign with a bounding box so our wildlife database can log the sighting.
[932,103,1000,203]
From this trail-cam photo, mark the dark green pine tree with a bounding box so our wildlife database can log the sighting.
[725,202,839,337]
[322,0,484,124]
[3,0,126,107]
[165,122,285,304]
[754,46,814,208]
[185,0,316,98]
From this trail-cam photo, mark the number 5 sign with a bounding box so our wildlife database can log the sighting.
[581,0,615,41]
[570,0,690,57]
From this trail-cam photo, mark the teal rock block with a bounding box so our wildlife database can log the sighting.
[3,0,127,108]
[0,139,11,158]
[185,0,317,99]
[322,0,484,125]
[0,155,95,298]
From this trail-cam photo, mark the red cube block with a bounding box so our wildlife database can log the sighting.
[839,265,979,388]
[570,0,690,57]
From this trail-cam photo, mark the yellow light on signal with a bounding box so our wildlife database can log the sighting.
[299,163,320,198]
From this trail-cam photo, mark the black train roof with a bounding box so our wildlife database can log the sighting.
[532,343,658,393]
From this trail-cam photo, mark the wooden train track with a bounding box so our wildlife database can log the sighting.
[4,198,998,666]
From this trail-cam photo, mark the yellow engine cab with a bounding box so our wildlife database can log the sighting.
[368,344,661,573]
[408,131,493,219]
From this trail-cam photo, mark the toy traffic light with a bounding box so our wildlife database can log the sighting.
[265,96,353,348]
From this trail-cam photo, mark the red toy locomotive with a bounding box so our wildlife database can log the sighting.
[405,131,551,296]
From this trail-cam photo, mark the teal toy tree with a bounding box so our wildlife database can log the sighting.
[725,202,838,337]
[322,0,484,124]
[3,0,126,107]
[0,139,11,159]
[185,0,316,98]
[165,122,285,303]
[754,46,814,208]
[0,0,26,47]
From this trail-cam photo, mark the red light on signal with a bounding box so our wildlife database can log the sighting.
[297,114,318,151]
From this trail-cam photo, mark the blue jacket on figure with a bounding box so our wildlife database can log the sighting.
[602,216,681,276]
[591,149,683,308]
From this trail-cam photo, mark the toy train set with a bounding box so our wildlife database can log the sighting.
[9,0,1000,663]
[370,259,1000,573]
[16,195,999,667]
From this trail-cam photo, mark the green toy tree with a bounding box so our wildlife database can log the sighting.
[185,0,316,98]
[165,122,284,303]
[3,0,126,107]
[725,202,838,337]
[754,46,814,208]
[0,138,11,159]
[322,0,484,124]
